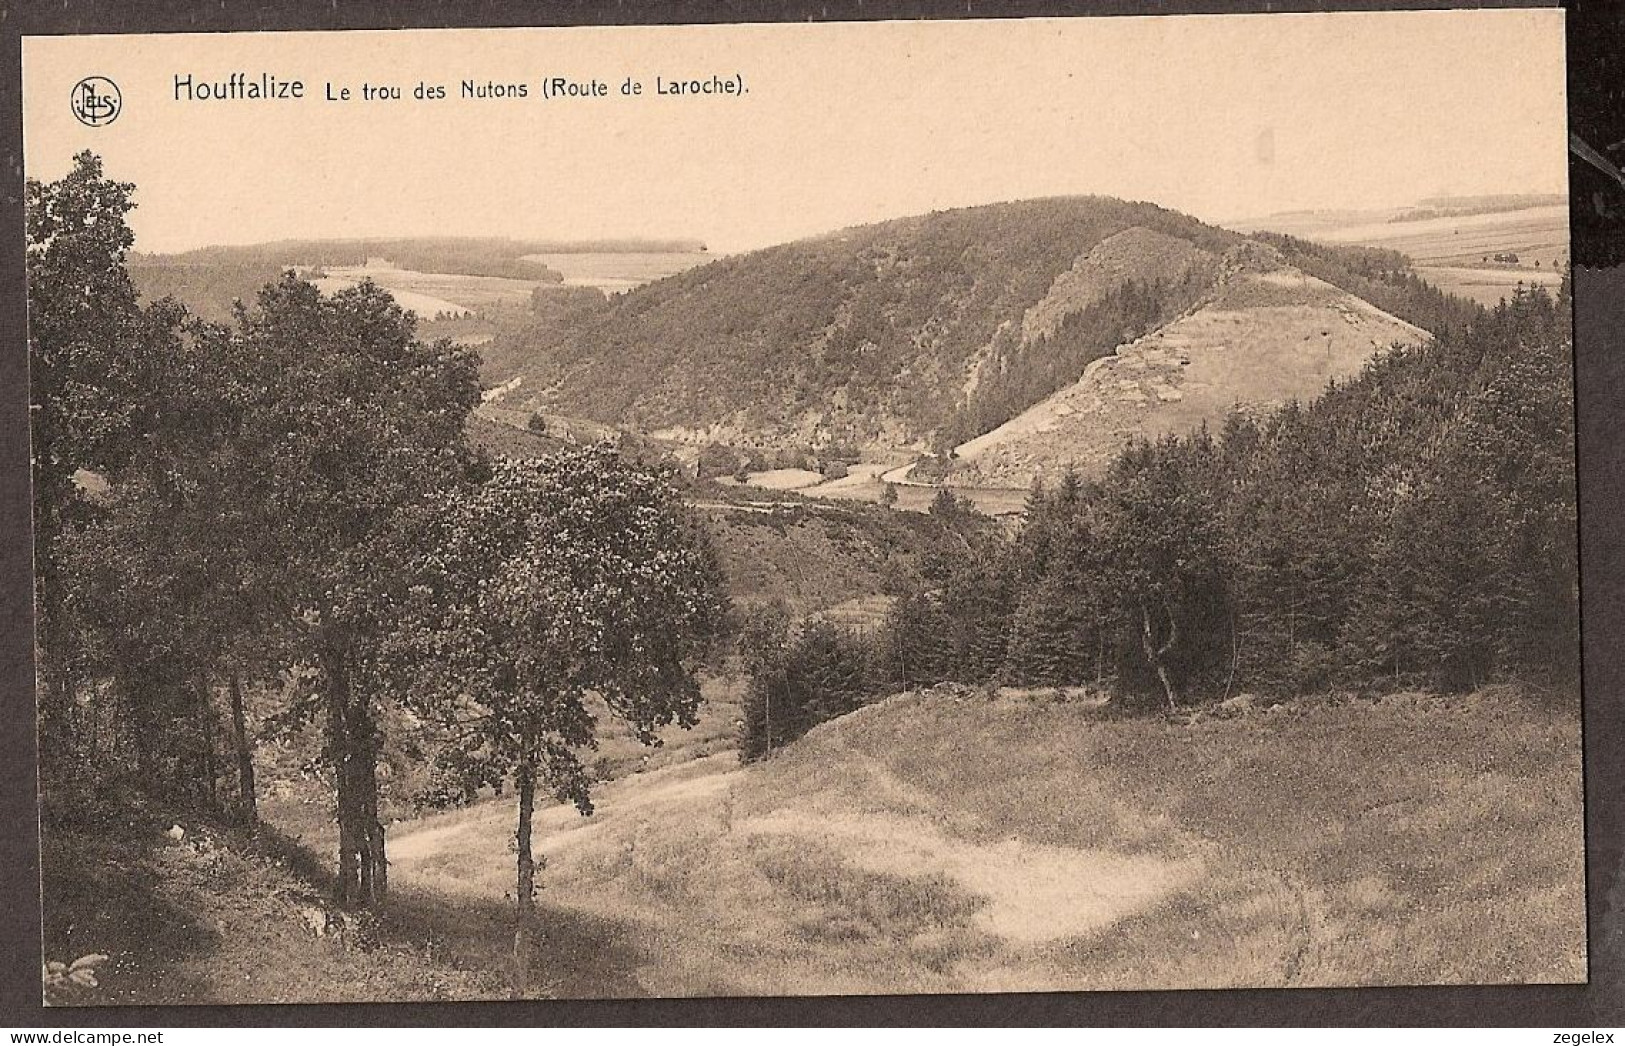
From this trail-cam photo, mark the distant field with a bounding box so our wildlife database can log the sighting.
[738,468,827,491]
[747,463,1029,517]
[311,276,470,318]
[1313,205,1569,265]
[316,264,549,315]
[1237,204,1569,309]
[1313,206,1569,308]
[1414,265,1565,308]
[388,685,1584,996]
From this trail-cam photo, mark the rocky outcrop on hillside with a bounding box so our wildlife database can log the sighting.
[947,264,1430,488]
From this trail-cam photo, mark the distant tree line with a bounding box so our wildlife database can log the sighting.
[133,238,568,282]
[740,280,1577,754]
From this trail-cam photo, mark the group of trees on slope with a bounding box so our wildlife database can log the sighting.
[741,280,1577,756]
[30,155,727,973]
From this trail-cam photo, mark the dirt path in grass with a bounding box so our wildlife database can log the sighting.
[386,755,736,870]
[735,808,1196,944]
[386,735,1200,994]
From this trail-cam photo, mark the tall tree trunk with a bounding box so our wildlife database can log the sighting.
[512,752,537,997]
[1140,601,1180,712]
[354,751,375,904]
[356,708,387,902]
[324,646,360,908]
[35,596,79,786]
[124,668,163,787]
[228,673,257,827]
[1222,605,1239,701]
[195,678,218,811]
[323,642,386,909]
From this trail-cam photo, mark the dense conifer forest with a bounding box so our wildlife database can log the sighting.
[739,280,1576,754]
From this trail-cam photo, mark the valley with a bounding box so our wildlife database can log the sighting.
[66,187,1582,1004]
[471,193,1550,505]
[22,1,1587,1009]
[131,194,1557,508]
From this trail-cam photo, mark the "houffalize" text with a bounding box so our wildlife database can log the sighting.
[174,73,305,100]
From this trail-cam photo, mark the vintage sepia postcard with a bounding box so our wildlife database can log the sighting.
[20,9,1582,1005]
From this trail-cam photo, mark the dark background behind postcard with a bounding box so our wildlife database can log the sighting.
[1568,0,1625,266]
[0,0,1620,1027]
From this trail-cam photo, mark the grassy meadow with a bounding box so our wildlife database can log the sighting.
[381,684,1585,997]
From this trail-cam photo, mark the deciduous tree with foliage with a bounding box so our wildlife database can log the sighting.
[190,275,484,907]
[393,446,728,991]
[26,152,167,796]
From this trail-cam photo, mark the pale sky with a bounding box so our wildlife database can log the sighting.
[22,10,1567,255]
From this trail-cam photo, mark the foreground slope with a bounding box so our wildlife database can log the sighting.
[388,685,1583,996]
[40,813,506,1004]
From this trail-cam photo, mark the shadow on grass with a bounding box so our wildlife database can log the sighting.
[255,810,654,999]
[251,819,336,895]
[381,884,652,999]
[41,826,228,1005]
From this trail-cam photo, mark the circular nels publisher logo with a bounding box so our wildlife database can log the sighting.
[70,77,121,127]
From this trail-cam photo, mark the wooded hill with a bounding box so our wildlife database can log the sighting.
[482,197,1498,467]
[479,197,1246,453]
